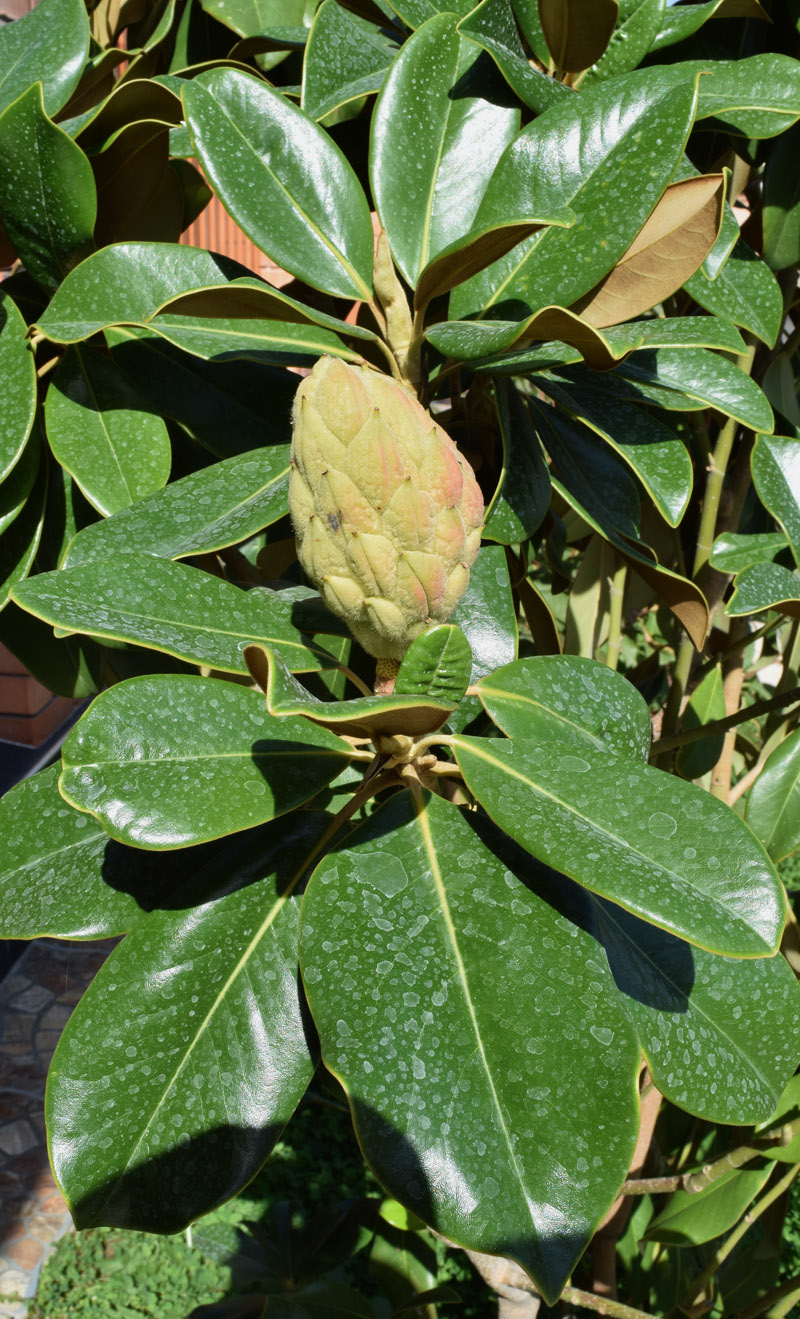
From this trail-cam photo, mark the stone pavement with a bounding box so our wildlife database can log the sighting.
[0,939,116,1316]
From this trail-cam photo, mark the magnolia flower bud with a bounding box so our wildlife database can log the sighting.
[289,357,483,662]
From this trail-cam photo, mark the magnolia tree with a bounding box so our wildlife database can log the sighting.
[1,0,800,1314]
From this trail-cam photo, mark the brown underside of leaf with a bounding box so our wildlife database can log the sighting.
[538,0,619,73]
[572,174,725,329]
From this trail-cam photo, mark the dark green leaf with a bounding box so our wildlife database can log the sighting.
[415,216,573,313]
[452,71,698,320]
[651,0,768,52]
[12,553,332,675]
[484,378,550,544]
[300,791,640,1304]
[752,434,800,566]
[148,313,361,367]
[757,1076,800,1163]
[0,289,37,482]
[645,1164,773,1246]
[250,643,455,738]
[450,543,517,682]
[596,899,800,1123]
[62,447,291,568]
[45,346,172,516]
[476,655,651,761]
[610,348,774,434]
[452,735,785,956]
[0,764,201,939]
[302,0,398,121]
[370,14,520,288]
[711,531,789,574]
[0,83,95,290]
[107,326,297,457]
[48,812,325,1230]
[542,377,693,527]
[457,0,570,114]
[764,120,800,271]
[395,624,473,703]
[34,241,249,344]
[0,600,101,699]
[200,0,315,38]
[60,675,351,847]
[183,68,373,300]
[675,665,726,780]
[746,729,800,862]
[0,465,45,611]
[728,562,800,619]
[685,238,784,348]
[0,0,89,118]
[0,433,39,538]
[582,0,663,84]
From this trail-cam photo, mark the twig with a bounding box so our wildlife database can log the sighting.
[652,685,800,753]
[622,1116,800,1196]
[559,1285,663,1319]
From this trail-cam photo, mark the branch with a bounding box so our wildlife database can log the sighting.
[652,685,800,754]
[622,1116,800,1196]
[560,1286,663,1319]
[734,1272,800,1319]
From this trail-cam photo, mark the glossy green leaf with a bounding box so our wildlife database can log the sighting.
[764,121,800,271]
[12,553,332,676]
[542,377,693,528]
[582,0,664,84]
[395,624,472,704]
[746,729,800,862]
[370,14,519,287]
[645,1163,773,1246]
[675,665,726,781]
[45,346,172,516]
[538,0,618,74]
[0,600,101,699]
[251,643,454,739]
[451,544,517,683]
[728,562,800,619]
[183,68,373,300]
[0,764,204,939]
[0,433,39,538]
[302,0,398,121]
[703,196,740,280]
[452,735,785,956]
[0,0,89,118]
[609,316,746,354]
[763,353,800,432]
[68,77,183,152]
[0,83,95,290]
[757,1075,800,1163]
[300,791,640,1304]
[692,53,800,138]
[711,531,789,574]
[107,326,296,458]
[596,899,800,1124]
[451,71,698,320]
[0,289,37,483]
[200,0,315,37]
[484,378,550,544]
[685,239,784,348]
[651,0,768,51]
[456,0,570,115]
[60,675,351,847]
[156,279,380,343]
[48,812,325,1230]
[0,466,45,611]
[34,241,249,344]
[477,655,651,761]
[62,447,290,569]
[148,313,361,367]
[610,348,775,434]
[752,435,800,566]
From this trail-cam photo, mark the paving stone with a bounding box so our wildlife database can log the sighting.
[33,1030,61,1058]
[9,985,52,1015]
[26,1214,71,1246]
[1,1018,33,1048]
[4,1239,42,1270]
[0,977,30,1002]
[0,1061,45,1094]
[0,1269,27,1298]
[39,1004,72,1033]
[0,1300,27,1318]
[36,1191,67,1217]
[0,1122,38,1158]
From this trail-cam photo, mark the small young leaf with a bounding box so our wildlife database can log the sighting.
[395,624,473,703]
[746,729,800,862]
[752,434,800,566]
